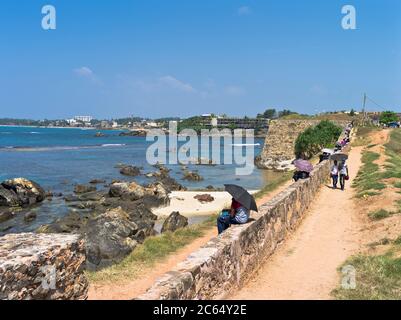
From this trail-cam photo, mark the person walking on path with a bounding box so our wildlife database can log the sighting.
[331,160,339,189]
[339,160,349,191]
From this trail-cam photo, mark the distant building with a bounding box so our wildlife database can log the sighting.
[200,115,269,130]
[66,118,78,125]
[74,116,93,122]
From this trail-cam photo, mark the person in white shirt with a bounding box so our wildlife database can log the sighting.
[339,161,349,191]
[331,160,339,189]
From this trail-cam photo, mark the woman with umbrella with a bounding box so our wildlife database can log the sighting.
[292,159,313,182]
[217,184,258,234]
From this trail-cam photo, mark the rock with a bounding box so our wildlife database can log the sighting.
[141,183,170,208]
[0,185,20,207]
[0,209,13,223]
[77,191,104,202]
[84,207,139,270]
[0,233,88,300]
[23,212,37,223]
[182,171,203,181]
[74,184,97,194]
[89,179,106,184]
[109,181,169,208]
[94,132,106,137]
[206,185,215,191]
[119,130,147,137]
[109,181,146,201]
[119,165,141,177]
[194,194,215,203]
[37,211,93,234]
[1,178,45,206]
[161,212,188,233]
[64,194,80,202]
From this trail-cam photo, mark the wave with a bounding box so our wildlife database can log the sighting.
[0,143,127,152]
[101,144,126,147]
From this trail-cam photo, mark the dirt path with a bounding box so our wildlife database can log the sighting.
[231,146,364,300]
[88,178,294,300]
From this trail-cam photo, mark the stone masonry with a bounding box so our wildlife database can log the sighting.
[255,119,349,171]
[137,159,331,300]
[0,233,88,300]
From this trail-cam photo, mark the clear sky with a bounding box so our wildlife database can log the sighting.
[0,0,400,119]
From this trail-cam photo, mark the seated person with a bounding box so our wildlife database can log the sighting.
[217,198,249,234]
[319,152,330,163]
[293,170,310,182]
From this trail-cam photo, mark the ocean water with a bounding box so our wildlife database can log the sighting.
[0,126,273,234]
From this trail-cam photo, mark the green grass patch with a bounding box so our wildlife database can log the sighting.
[352,151,386,193]
[332,247,401,300]
[254,171,293,199]
[368,209,392,221]
[355,191,381,199]
[86,214,217,284]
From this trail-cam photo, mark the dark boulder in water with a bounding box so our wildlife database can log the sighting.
[23,211,37,223]
[0,185,20,207]
[0,209,13,223]
[182,171,203,182]
[119,165,141,177]
[74,184,97,194]
[161,211,188,233]
[0,178,45,207]
[89,179,106,184]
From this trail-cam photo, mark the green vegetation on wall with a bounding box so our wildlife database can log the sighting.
[294,120,342,159]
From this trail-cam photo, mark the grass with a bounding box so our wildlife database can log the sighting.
[86,214,217,284]
[332,246,401,300]
[368,209,393,221]
[355,191,381,199]
[333,128,401,299]
[352,126,377,147]
[254,171,293,199]
[352,151,386,194]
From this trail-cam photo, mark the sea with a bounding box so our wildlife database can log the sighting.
[0,126,277,234]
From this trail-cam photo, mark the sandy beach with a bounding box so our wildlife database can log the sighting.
[153,190,259,218]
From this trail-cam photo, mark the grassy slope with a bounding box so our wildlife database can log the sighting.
[87,214,217,283]
[333,129,401,299]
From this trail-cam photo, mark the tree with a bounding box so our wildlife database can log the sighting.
[379,111,399,125]
[349,109,356,117]
[295,120,342,159]
[278,109,296,118]
[257,109,277,119]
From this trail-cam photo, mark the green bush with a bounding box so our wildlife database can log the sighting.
[294,120,342,159]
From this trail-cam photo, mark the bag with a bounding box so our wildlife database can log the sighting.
[344,175,349,181]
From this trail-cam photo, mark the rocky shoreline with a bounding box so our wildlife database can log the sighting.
[0,162,214,271]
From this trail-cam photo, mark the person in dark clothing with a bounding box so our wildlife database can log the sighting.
[293,171,310,182]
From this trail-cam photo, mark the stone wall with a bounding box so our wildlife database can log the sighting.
[255,119,349,171]
[0,233,88,300]
[137,160,331,300]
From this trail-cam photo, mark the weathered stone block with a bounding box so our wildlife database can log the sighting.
[0,233,88,300]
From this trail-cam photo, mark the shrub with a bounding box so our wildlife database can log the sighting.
[294,120,342,159]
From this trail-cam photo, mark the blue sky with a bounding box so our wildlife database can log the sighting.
[0,0,400,119]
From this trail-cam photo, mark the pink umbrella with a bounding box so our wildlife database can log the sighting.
[294,159,314,173]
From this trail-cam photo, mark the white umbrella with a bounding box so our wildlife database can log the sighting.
[322,148,334,154]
